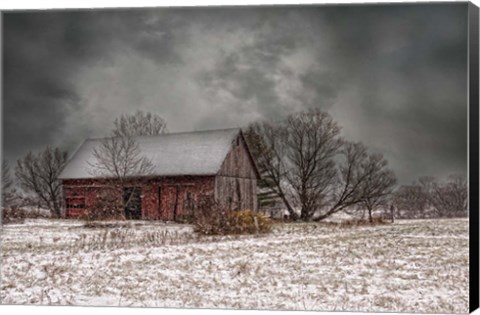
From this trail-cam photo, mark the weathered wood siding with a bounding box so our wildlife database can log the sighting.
[214,176,257,211]
[215,134,258,211]
[62,176,215,220]
[217,135,258,179]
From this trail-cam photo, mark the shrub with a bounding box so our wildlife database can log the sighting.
[192,197,272,235]
[1,206,26,224]
[192,197,231,235]
[1,206,51,224]
[228,210,272,234]
[81,189,125,221]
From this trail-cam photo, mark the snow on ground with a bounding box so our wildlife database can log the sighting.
[0,218,469,313]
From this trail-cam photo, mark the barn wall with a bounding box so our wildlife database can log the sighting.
[142,176,216,221]
[214,176,257,211]
[217,135,258,179]
[62,176,215,220]
[215,133,258,211]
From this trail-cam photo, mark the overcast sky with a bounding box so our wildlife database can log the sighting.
[2,3,469,184]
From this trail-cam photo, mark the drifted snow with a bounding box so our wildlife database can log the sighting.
[59,128,240,179]
[0,219,469,313]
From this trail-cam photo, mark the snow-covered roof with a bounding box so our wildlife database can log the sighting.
[59,128,242,179]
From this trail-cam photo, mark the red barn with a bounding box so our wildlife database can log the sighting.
[59,128,260,220]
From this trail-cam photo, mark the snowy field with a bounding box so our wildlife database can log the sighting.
[0,218,469,313]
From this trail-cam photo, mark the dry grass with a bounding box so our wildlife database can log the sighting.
[0,218,469,313]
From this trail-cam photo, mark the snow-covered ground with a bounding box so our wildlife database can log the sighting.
[0,218,469,313]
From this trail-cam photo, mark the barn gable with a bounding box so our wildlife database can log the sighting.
[214,131,259,211]
[217,131,260,180]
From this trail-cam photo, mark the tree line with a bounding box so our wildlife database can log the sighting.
[1,109,468,221]
[394,175,467,219]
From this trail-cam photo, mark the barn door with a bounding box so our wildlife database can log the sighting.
[124,187,142,220]
[160,185,179,221]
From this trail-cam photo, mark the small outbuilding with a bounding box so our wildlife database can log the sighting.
[59,128,260,220]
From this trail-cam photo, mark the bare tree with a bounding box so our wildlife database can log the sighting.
[248,110,397,222]
[86,111,165,220]
[283,110,342,220]
[15,147,68,217]
[113,110,168,137]
[88,134,154,220]
[357,153,397,222]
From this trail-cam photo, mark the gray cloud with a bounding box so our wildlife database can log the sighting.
[2,4,469,184]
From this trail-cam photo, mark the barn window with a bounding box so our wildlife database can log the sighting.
[66,197,85,209]
[236,136,240,146]
[124,187,142,220]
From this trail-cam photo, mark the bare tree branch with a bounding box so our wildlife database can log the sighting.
[89,135,154,181]
[313,142,396,221]
[245,121,298,219]
[113,110,168,137]
[15,147,68,217]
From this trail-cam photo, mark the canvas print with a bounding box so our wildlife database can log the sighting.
[1,2,478,313]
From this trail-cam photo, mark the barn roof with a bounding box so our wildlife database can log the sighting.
[59,128,248,179]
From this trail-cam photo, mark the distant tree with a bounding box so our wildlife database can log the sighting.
[393,184,429,218]
[429,175,468,218]
[418,176,436,190]
[15,147,68,218]
[113,110,168,137]
[357,153,397,222]
[394,175,467,219]
[2,160,15,207]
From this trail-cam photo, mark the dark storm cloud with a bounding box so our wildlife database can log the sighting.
[315,4,468,182]
[2,3,469,184]
[2,9,186,161]
[194,7,342,124]
[4,13,80,160]
[191,4,468,183]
